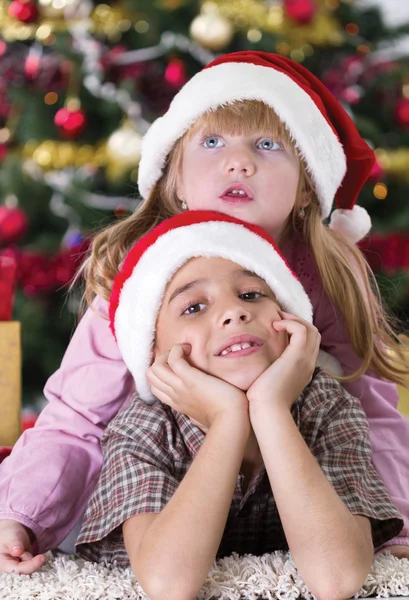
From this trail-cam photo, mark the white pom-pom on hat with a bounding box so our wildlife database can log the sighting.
[329,205,372,244]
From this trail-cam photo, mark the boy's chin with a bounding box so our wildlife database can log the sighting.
[209,362,270,391]
[220,371,263,391]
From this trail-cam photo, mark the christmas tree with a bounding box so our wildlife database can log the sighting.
[0,0,408,407]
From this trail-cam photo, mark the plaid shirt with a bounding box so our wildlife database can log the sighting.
[76,369,403,565]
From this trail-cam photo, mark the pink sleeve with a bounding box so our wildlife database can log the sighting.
[0,295,135,553]
[290,238,409,548]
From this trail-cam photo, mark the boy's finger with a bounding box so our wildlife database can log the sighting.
[279,310,306,321]
[279,311,317,330]
[147,370,177,397]
[274,317,319,342]
[274,320,308,347]
[153,351,171,366]
[273,319,305,334]
[149,386,175,409]
[179,343,192,356]
[146,364,180,389]
[167,346,195,378]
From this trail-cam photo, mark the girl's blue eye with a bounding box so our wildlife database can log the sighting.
[203,136,223,148]
[257,139,281,151]
[182,302,206,315]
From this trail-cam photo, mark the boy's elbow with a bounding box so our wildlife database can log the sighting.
[138,578,198,600]
[311,566,369,600]
[131,562,199,600]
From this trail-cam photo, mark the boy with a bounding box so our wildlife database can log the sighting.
[76,211,403,600]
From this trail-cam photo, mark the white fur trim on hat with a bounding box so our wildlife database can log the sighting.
[114,220,313,403]
[138,62,346,218]
[328,205,371,243]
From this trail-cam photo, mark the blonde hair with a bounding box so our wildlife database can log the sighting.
[75,100,409,387]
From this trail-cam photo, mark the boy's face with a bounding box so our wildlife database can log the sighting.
[155,257,289,391]
[176,131,301,242]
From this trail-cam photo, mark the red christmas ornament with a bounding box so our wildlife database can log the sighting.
[8,0,38,23]
[395,97,409,128]
[0,206,28,245]
[165,58,188,88]
[25,55,41,80]
[340,87,361,104]
[284,0,317,24]
[54,106,87,139]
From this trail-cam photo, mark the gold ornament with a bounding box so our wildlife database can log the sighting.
[190,3,234,51]
[38,0,81,20]
[21,139,105,170]
[377,148,409,183]
[206,0,343,53]
[106,121,143,181]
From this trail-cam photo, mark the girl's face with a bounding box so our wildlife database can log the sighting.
[155,257,288,391]
[176,128,302,242]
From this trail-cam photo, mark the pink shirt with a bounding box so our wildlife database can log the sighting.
[0,236,408,552]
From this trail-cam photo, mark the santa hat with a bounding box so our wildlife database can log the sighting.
[109,210,314,403]
[138,51,375,244]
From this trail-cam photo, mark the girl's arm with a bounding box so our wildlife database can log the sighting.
[251,402,372,600]
[124,411,250,600]
[0,295,134,554]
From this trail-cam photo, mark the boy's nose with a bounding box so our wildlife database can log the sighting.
[220,305,251,327]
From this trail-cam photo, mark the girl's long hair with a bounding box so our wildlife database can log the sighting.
[74,100,409,387]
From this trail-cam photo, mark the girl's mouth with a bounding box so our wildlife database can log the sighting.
[220,184,254,204]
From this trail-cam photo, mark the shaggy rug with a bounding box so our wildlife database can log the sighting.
[0,551,408,600]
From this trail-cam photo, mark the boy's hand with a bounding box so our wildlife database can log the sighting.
[247,312,320,411]
[147,344,249,429]
[0,519,46,574]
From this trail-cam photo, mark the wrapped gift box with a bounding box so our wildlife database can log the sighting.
[0,255,21,447]
[398,382,409,418]
[0,321,21,446]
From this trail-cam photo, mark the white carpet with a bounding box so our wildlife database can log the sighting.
[0,551,408,600]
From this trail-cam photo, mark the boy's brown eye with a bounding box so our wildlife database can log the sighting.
[182,302,206,315]
[240,291,263,300]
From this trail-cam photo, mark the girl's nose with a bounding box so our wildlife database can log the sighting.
[224,149,256,176]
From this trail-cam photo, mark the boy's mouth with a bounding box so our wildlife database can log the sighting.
[220,183,254,203]
[215,334,263,357]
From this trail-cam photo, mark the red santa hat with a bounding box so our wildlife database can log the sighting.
[138,51,375,244]
[109,210,314,403]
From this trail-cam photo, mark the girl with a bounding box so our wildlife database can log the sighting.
[0,50,408,574]
[76,210,403,600]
